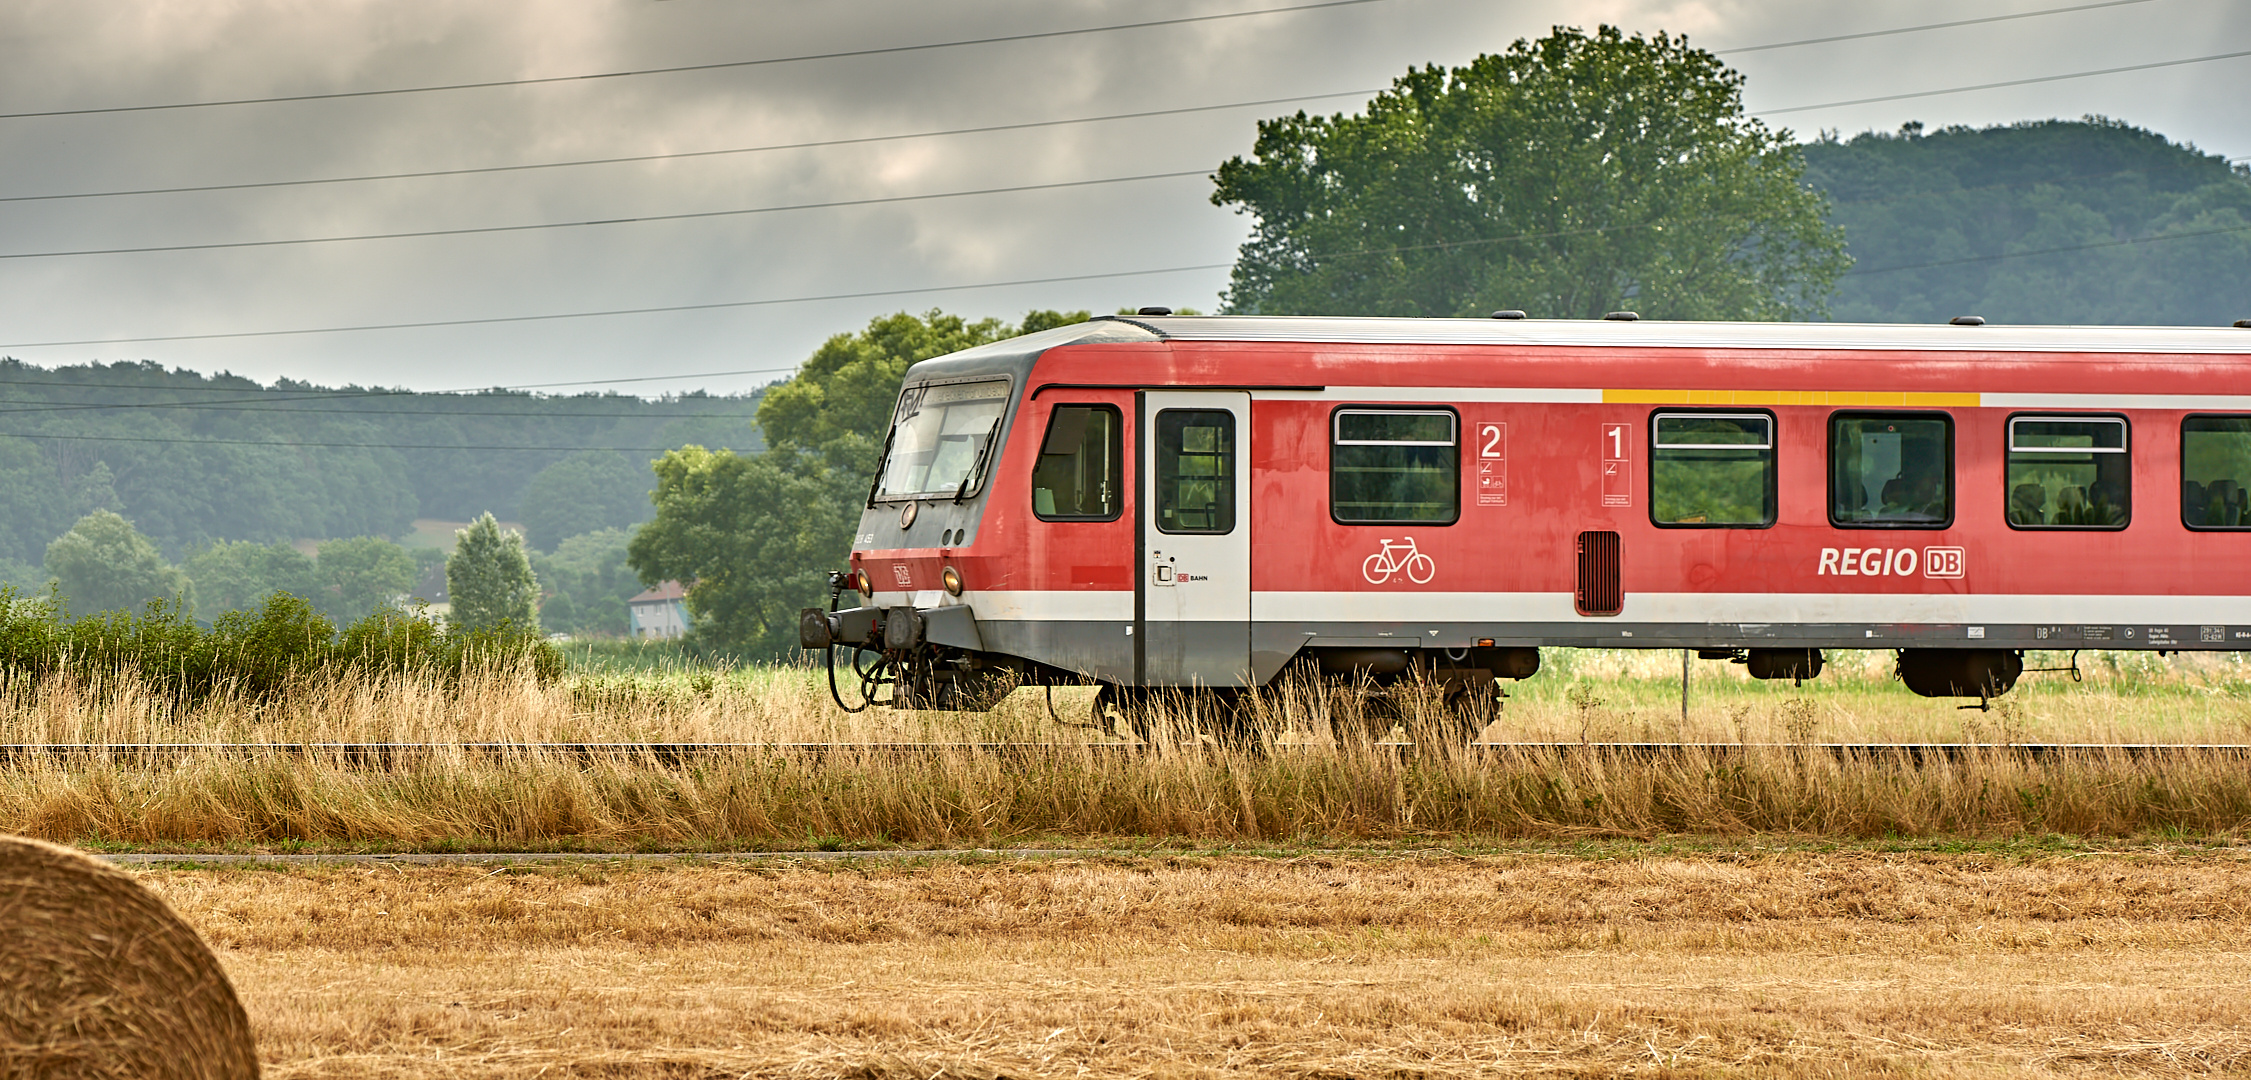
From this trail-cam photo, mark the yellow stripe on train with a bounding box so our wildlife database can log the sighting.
[1602,389,1982,407]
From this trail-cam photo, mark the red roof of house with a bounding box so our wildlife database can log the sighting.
[627,580,687,605]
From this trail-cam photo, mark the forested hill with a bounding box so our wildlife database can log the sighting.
[1801,117,2251,326]
[0,356,764,571]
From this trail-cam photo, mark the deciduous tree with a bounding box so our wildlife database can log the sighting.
[43,510,191,616]
[184,540,319,616]
[315,536,419,625]
[1211,25,1849,320]
[447,513,539,632]
[518,450,655,552]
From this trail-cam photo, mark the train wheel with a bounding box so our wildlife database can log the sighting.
[1439,680,1502,746]
[1090,685,1149,743]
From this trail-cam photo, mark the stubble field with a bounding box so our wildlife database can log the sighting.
[146,847,2251,1078]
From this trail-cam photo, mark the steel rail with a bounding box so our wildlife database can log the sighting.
[5,742,2249,765]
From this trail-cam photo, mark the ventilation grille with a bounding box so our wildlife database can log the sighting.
[1575,531,1622,617]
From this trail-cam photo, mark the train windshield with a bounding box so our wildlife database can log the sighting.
[875,378,1012,500]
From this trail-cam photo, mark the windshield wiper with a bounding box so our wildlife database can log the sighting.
[864,421,900,509]
[954,418,1002,504]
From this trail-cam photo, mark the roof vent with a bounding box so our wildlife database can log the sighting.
[1603,311,1639,322]
[2235,319,2251,328]
[1490,309,1527,320]
[1135,306,1172,317]
[1950,315,1985,326]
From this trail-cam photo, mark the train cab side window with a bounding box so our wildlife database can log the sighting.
[2006,415,2128,529]
[1155,409,1235,534]
[1830,413,1953,528]
[1330,409,1459,524]
[2184,416,2251,528]
[1650,412,1775,527]
[1031,405,1122,521]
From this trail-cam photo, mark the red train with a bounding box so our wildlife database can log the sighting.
[801,313,2251,719]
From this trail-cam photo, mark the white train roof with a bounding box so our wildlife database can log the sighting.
[1096,315,2251,355]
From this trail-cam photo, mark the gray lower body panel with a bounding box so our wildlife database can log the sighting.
[976,617,2235,690]
[1145,620,1252,688]
[977,619,1134,684]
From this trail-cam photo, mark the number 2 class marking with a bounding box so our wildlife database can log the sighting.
[1475,423,1507,506]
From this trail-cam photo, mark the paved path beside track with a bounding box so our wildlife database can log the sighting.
[100,848,1118,866]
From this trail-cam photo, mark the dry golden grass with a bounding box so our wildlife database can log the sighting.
[4,654,2251,850]
[134,849,2251,1078]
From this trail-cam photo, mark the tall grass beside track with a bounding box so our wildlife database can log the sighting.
[3,648,2251,850]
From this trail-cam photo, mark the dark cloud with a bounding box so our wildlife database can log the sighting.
[0,0,2240,394]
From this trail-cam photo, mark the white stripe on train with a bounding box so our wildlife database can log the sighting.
[883,590,2251,626]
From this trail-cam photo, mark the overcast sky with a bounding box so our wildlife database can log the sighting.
[0,0,2242,397]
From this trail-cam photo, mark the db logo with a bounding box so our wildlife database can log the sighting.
[1363,537,1436,585]
[1923,547,1965,578]
[891,563,913,587]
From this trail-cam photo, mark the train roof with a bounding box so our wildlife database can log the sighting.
[1089,315,2251,355]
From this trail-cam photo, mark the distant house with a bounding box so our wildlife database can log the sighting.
[405,562,450,621]
[627,581,691,640]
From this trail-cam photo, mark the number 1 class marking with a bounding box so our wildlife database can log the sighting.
[1601,422,1630,507]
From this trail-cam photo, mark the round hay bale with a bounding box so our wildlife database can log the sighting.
[0,835,259,1080]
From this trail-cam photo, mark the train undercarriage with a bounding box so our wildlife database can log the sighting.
[801,585,2039,735]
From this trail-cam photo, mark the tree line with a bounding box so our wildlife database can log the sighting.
[33,508,541,633]
[0,359,761,585]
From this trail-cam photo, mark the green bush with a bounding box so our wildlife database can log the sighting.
[0,587,562,700]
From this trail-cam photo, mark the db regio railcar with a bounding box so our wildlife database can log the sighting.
[800,312,2251,731]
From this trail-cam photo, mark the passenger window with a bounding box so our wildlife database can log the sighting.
[1331,409,1459,524]
[1031,405,1122,521]
[1651,412,1774,527]
[1830,413,1952,527]
[1155,409,1234,534]
[2007,415,2128,529]
[2182,416,2251,528]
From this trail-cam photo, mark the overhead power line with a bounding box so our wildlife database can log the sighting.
[0,169,1210,262]
[0,429,710,453]
[0,366,801,400]
[1718,0,2163,54]
[1758,47,2251,115]
[0,264,1229,350]
[0,364,801,397]
[4,43,2236,260]
[0,90,1383,205]
[0,0,1389,122]
[9,153,2250,355]
[0,399,758,419]
[7,216,2250,440]
[0,6,2193,207]
[2,221,2247,428]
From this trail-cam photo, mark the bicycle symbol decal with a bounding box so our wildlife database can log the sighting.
[1362,536,1435,585]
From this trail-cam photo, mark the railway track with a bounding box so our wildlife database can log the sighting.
[5,741,2249,765]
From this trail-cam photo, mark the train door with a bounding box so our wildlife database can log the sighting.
[1139,391,1252,686]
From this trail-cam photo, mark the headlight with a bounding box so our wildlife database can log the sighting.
[941,565,963,596]
[852,568,873,597]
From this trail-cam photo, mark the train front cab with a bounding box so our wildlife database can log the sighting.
[806,320,1535,718]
